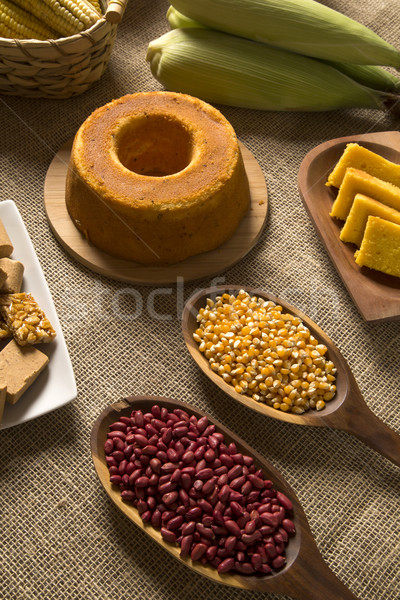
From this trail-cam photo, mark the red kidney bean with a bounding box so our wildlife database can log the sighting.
[247,474,265,489]
[265,542,277,559]
[217,557,235,574]
[227,465,242,481]
[217,473,229,487]
[191,543,207,561]
[196,416,208,433]
[275,542,286,555]
[235,562,254,574]
[196,468,213,481]
[180,534,193,557]
[160,527,176,543]
[107,431,126,441]
[230,475,246,490]
[167,515,184,531]
[182,450,194,464]
[104,439,114,454]
[244,519,256,535]
[187,506,202,520]
[230,501,244,517]
[241,531,262,545]
[202,479,215,496]
[158,481,176,495]
[260,525,275,536]
[277,527,289,543]
[109,475,122,485]
[258,563,272,574]
[163,491,178,506]
[224,519,241,537]
[282,518,296,535]
[181,473,192,490]
[260,512,279,528]
[203,424,215,437]
[217,484,230,503]
[135,476,149,488]
[247,490,260,504]
[181,466,196,476]
[272,555,286,570]
[118,459,128,475]
[121,490,135,502]
[229,490,244,504]
[142,445,158,456]
[231,454,244,465]
[133,434,148,447]
[276,491,293,511]
[197,499,213,514]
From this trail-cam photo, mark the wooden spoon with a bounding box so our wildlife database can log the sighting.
[91,394,358,600]
[182,285,400,467]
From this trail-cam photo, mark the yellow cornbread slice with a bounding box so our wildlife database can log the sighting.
[327,143,400,189]
[340,193,400,247]
[355,216,400,278]
[330,168,400,221]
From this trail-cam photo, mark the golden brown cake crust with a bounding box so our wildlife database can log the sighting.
[65,91,250,265]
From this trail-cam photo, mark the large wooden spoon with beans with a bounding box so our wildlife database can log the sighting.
[91,394,358,600]
[182,285,400,467]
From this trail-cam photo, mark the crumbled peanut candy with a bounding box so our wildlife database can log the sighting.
[0,315,11,340]
[0,293,56,346]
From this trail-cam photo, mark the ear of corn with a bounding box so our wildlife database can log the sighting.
[166,6,400,96]
[0,0,57,39]
[166,5,203,30]
[169,0,400,68]
[147,28,395,113]
[8,0,100,38]
[324,62,400,94]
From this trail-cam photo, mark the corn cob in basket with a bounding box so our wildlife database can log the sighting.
[0,0,102,40]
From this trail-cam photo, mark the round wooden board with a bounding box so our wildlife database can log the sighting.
[44,139,268,285]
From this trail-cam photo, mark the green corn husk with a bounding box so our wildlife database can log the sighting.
[324,62,400,94]
[169,0,400,67]
[166,5,204,29]
[166,6,400,95]
[147,28,398,113]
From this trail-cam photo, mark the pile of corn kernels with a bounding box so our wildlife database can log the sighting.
[193,290,337,414]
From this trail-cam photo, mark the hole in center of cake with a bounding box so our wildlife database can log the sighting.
[116,115,193,177]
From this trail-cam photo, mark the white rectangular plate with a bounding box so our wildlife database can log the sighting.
[0,200,76,430]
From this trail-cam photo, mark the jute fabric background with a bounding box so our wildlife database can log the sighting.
[0,1,399,599]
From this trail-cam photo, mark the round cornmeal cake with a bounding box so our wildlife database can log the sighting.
[65,91,251,265]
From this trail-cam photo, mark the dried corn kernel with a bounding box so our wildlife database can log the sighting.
[193,290,336,414]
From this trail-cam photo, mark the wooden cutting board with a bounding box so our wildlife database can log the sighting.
[298,131,400,323]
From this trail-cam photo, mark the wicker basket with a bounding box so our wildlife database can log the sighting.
[0,0,127,98]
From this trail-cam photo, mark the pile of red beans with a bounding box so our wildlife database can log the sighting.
[104,404,296,575]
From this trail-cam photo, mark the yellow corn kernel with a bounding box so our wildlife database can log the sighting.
[0,0,56,39]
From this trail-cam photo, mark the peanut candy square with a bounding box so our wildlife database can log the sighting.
[0,293,56,346]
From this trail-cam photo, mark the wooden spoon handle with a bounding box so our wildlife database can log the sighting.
[347,406,400,467]
[275,547,359,600]
[332,390,400,467]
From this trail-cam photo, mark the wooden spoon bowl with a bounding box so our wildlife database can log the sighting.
[182,285,400,467]
[91,394,358,600]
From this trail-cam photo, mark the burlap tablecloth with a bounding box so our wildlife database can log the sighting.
[1,1,399,598]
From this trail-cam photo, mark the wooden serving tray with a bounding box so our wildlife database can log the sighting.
[298,131,400,323]
[44,140,268,285]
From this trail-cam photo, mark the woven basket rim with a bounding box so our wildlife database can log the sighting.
[0,0,127,48]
